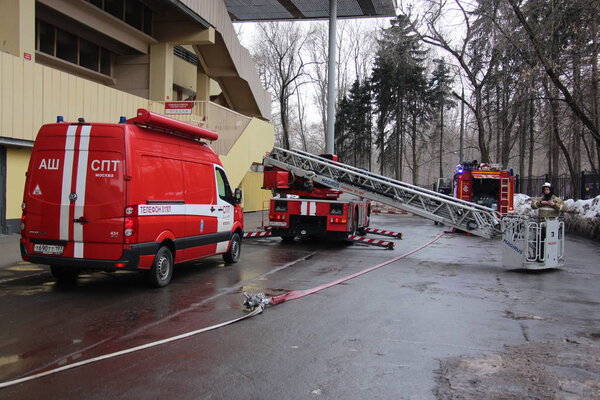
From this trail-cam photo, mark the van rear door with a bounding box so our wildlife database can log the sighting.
[23,124,126,260]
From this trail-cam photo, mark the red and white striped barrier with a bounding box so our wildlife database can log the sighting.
[364,227,403,239]
[347,235,395,249]
[243,231,272,238]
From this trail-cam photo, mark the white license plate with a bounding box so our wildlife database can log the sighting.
[33,244,64,255]
[268,221,287,227]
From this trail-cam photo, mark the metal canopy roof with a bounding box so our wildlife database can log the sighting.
[224,0,397,21]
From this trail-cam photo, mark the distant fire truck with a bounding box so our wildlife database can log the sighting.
[262,154,371,242]
[453,161,515,216]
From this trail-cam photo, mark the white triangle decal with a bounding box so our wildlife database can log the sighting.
[33,185,42,195]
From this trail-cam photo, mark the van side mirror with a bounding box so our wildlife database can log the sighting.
[234,188,243,205]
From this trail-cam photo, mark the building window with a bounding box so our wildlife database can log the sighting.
[56,30,78,64]
[86,0,153,35]
[104,0,124,19]
[38,20,55,55]
[79,39,100,70]
[100,48,112,75]
[174,46,199,66]
[36,19,113,76]
[124,0,143,31]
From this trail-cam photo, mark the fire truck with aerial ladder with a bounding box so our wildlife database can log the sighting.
[248,147,564,269]
[452,160,515,216]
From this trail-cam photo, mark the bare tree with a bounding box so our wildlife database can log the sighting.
[252,22,315,149]
[306,20,382,144]
[505,0,599,146]
[413,0,498,162]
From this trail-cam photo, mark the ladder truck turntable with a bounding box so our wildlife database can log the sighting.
[249,147,564,269]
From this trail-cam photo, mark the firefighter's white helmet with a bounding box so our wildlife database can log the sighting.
[542,182,552,189]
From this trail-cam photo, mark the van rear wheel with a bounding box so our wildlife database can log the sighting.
[50,265,79,283]
[223,233,241,264]
[147,246,173,288]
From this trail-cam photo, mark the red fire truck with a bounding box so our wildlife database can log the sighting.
[262,154,371,242]
[453,161,515,216]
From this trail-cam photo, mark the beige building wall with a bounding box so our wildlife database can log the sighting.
[240,171,272,212]
[0,52,165,141]
[0,0,35,61]
[220,118,274,189]
[6,148,31,220]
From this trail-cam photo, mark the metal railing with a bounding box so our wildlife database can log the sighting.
[150,101,252,155]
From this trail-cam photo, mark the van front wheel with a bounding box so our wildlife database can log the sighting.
[147,246,173,288]
[223,233,241,264]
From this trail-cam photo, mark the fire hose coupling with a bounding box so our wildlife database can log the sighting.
[243,292,271,311]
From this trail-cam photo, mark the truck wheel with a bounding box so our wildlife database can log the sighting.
[50,265,79,283]
[147,246,173,288]
[223,233,241,264]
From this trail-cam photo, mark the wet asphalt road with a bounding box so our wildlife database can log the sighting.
[0,213,599,399]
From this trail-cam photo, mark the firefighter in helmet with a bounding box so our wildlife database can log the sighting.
[530,182,566,262]
[531,182,566,219]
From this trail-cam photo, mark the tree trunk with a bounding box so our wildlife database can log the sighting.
[439,99,444,178]
[412,112,419,185]
[572,50,582,198]
[475,88,490,162]
[527,90,535,195]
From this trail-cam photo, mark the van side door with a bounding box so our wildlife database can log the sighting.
[214,166,235,253]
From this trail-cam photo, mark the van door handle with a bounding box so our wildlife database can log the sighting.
[74,217,88,224]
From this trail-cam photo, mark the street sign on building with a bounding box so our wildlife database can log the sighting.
[165,102,194,115]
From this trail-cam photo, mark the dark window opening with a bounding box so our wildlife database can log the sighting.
[124,0,143,30]
[38,20,55,55]
[143,6,153,35]
[88,0,153,35]
[56,30,78,64]
[79,38,99,71]
[35,19,113,77]
[100,48,111,75]
[104,0,124,19]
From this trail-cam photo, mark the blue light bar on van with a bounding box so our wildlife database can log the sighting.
[57,116,64,123]
[119,116,127,124]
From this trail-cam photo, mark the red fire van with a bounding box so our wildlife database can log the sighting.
[20,109,243,287]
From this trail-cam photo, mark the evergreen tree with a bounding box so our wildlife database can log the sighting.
[371,14,430,180]
[429,58,456,177]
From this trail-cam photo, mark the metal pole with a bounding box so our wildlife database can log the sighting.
[326,0,337,154]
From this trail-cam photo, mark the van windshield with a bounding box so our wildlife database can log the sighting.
[215,168,233,202]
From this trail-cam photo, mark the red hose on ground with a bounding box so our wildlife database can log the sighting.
[270,231,446,305]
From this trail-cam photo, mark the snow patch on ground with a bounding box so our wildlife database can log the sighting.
[513,193,600,239]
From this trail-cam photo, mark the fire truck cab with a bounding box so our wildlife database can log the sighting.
[453,161,515,216]
[263,154,370,241]
[21,109,243,287]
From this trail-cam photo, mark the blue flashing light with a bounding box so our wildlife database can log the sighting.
[457,167,464,174]
[57,116,64,123]
[119,116,127,124]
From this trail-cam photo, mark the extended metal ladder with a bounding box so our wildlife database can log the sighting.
[263,147,502,239]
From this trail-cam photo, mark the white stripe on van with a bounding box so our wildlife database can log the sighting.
[59,126,78,242]
[73,126,91,258]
